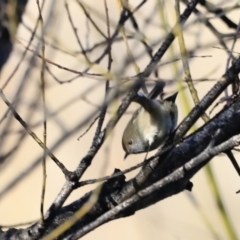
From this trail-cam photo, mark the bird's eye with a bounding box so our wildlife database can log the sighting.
[128,140,133,145]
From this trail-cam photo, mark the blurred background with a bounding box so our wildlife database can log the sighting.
[0,0,240,239]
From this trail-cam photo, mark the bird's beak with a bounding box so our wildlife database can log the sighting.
[124,152,129,160]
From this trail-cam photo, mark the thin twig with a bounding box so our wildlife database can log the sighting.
[65,0,92,66]
[15,39,103,78]
[77,115,100,140]
[0,89,70,176]
[78,1,107,39]
[36,0,47,223]
[175,0,209,122]
[225,150,240,177]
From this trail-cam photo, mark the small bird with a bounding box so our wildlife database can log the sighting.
[122,82,178,159]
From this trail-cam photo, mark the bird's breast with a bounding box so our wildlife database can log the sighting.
[136,107,167,148]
